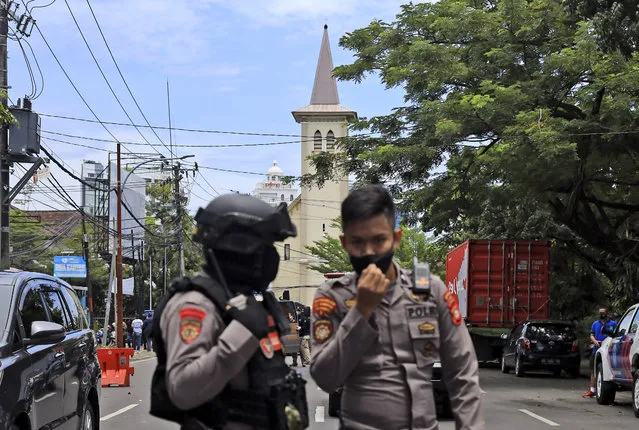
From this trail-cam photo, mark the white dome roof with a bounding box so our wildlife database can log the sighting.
[267,160,284,176]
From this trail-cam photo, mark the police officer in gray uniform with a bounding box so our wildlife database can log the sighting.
[150,194,308,430]
[310,185,484,430]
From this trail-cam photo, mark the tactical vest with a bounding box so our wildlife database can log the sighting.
[150,274,309,430]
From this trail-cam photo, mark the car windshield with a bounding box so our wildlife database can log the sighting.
[280,301,297,323]
[0,287,14,345]
[527,324,576,341]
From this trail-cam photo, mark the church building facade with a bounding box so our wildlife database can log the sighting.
[271,25,357,305]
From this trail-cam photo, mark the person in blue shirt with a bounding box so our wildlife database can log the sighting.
[583,306,617,398]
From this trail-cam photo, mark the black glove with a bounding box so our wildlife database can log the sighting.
[225,294,270,339]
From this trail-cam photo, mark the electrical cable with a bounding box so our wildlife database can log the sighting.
[27,11,136,155]
[85,0,174,157]
[62,0,167,158]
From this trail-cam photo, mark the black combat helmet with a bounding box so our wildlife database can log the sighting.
[193,193,297,292]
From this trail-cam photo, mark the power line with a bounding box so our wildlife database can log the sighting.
[41,129,308,148]
[62,0,167,158]
[85,0,173,157]
[37,112,368,139]
[28,12,135,155]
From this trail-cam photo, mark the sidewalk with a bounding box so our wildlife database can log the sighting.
[131,349,157,361]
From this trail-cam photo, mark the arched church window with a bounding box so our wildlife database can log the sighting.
[290,195,293,201]
[281,194,285,201]
[326,130,335,151]
[314,130,322,151]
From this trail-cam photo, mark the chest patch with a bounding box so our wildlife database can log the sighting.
[406,304,436,319]
[419,322,436,335]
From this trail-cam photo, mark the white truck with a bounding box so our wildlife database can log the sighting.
[594,302,639,417]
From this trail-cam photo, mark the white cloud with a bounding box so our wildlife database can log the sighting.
[212,0,407,26]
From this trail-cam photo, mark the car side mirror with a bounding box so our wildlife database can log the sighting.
[25,321,65,345]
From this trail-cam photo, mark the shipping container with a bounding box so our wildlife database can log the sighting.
[445,240,551,328]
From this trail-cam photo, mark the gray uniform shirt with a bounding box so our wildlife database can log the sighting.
[310,262,484,430]
[160,275,260,430]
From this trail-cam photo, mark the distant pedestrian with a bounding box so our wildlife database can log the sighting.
[299,306,311,367]
[143,313,154,351]
[583,306,617,398]
[131,315,144,351]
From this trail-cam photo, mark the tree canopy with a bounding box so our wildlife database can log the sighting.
[303,0,639,308]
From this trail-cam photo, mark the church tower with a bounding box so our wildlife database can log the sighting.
[275,25,357,304]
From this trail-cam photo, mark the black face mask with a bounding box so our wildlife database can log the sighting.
[349,247,395,276]
[206,246,280,295]
[600,313,607,320]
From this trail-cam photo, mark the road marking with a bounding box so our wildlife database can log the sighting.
[315,406,325,423]
[100,404,139,422]
[518,409,559,426]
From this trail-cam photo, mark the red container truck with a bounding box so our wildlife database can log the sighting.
[445,239,552,362]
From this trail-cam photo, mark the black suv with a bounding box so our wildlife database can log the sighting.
[501,319,580,378]
[0,271,101,430]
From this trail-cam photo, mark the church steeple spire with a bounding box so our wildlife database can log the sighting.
[310,24,339,105]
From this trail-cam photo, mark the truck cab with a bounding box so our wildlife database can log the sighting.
[595,303,639,417]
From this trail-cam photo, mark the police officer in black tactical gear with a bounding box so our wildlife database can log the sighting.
[150,194,309,430]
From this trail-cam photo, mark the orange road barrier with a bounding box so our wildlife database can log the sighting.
[97,348,135,387]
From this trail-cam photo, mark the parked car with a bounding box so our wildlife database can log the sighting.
[594,302,639,417]
[501,319,580,377]
[0,271,101,430]
[327,361,451,418]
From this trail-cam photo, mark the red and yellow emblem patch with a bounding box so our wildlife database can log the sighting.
[313,296,337,318]
[179,307,206,344]
[443,291,463,326]
[313,319,333,343]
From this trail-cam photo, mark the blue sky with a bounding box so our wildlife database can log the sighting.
[7,0,407,215]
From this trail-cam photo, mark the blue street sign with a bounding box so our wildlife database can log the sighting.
[395,213,403,229]
[53,256,87,278]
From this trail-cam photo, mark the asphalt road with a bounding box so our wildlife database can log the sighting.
[99,358,637,429]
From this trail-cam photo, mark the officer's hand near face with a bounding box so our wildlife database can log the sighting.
[355,264,390,320]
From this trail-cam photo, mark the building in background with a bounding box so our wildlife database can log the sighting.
[130,168,172,186]
[252,160,300,206]
[271,25,357,305]
[80,160,107,216]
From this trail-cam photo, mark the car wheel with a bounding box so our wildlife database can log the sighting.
[79,401,95,430]
[501,354,510,373]
[633,371,639,418]
[515,355,525,377]
[596,362,616,405]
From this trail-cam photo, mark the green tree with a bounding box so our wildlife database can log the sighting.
[307,218,450,278]
[303,0,639,306]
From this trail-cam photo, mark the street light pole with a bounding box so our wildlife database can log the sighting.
[116,142,124,348]
[116,154,194,328]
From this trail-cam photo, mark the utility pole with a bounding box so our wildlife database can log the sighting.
[81,214,93,323]
[148,245,152,310]
[173,163,184,278]
[163,245,167,294]
[0,3,10,269]
[115,142,124,348]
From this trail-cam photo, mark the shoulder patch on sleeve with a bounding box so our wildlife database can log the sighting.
[313,296,337,318]
[442,291,463,326]
[179,307,206,344]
